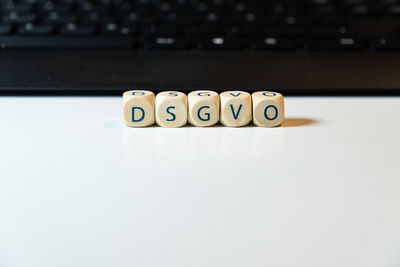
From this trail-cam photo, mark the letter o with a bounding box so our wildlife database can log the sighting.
[262,92,277,97]
[264,105,278,120]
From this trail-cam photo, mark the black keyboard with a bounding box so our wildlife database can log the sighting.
[2,0,400,50]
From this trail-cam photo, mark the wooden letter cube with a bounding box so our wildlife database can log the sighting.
[188,90,220,127]
[220,91,252,127]
[155,91,188,127]
[252,91,285,127]
[123,90,155,127]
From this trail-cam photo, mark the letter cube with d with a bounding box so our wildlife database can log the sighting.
[123,90,155,127]
[252,91,284,127]
[155,91,187,127]
[220,91,252,127]
[188,90,219,127]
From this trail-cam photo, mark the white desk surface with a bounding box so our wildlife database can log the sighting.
[0,96,399,267]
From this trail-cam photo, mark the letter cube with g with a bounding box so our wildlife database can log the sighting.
[252,91,284,127]
[155,91,188,127]
[123,90,155,127]
[220,91,252,127]
[188,90,219,127]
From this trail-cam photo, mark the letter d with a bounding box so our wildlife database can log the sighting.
[132,107,145,122]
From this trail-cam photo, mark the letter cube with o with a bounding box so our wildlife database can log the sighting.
[252,91,284,127]
[220,91,252,127]
[155,91,188,127]
[123,90,155,127]
[188,90,219,127]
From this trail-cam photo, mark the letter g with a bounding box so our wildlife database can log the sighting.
[197,106,210,121]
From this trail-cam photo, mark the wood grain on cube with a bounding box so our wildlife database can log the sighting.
[252,91,284,127]
[123,90,155,127]
[155,91,188,127]
[188,90,220,127]
[220,91,252,127]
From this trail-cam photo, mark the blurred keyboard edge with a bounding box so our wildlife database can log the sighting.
[1,50,400,96]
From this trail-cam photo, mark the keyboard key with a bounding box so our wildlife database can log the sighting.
[303,37,361,50]
[144,37,188,49]
[140,24,180,36]
[44,12,77,23]
[18,23,54,35]
[196,37,242,49]
[388,5,400,16]
[121,12,156,24]
[3,12,37,23]
[228,25,262,37]
[0,36,135,49]
[0,24,12,35]
[268,27,346,37]
[100,23,135,36]
[40,4,72,13]
[371,37,400,50]
[186,24,226,36]
[251,37,298,50]
[1,4,32,13]
[60,23,96,35]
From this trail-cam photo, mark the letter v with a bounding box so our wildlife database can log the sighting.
[230,104,242,120]
[229,92,241,97]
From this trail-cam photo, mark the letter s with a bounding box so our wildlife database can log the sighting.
[166,106,176,121]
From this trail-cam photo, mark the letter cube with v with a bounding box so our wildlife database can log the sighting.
[155,91,188,127]
[123,90,155,127]
[188,90,220,127]
[252,91,284,127]
[220,91,252,127]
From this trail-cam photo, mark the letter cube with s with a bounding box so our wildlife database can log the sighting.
[220,91,252,127]
[252,91,284,127]
[155,91,188,127]
[123,90,155,127]
[188,90,219,127]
